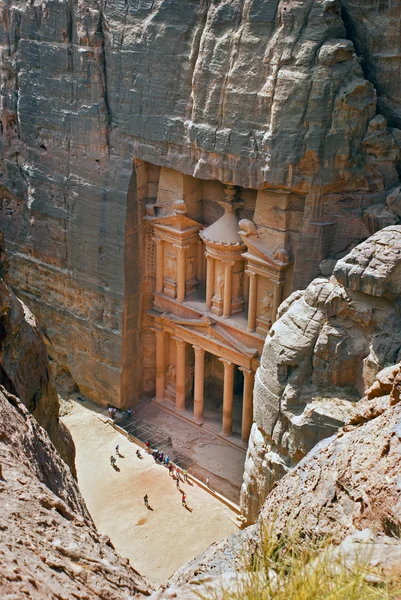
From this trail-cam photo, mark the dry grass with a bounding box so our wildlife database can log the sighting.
[203,523,401,600]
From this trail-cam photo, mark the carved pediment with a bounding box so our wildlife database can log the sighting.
[239,228,291,269]
[162,313,258,358]
[148,213,202,234]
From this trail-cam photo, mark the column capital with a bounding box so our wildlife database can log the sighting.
[219,358,234,369]
[174,338,186,348]
[193,345,205,356]
[153,237,163,245]
[245,270,257,279]
[222,260,235,267]
[173,243,190,252]
[206,253,214,262]
[239,367,255,380]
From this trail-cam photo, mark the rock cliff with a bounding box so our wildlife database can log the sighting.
[159,361,401,598]
[241,225,401,523]
[1,0,401,404]
[0,386,151,598]
[0,231,76,471]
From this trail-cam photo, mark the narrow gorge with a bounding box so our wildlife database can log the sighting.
[1,0,401,598]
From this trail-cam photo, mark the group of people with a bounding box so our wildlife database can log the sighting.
[109,437,193,511]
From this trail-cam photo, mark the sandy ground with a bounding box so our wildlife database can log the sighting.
[62,400,238,587]
[134,399,246,502]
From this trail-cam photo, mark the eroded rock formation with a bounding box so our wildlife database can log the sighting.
[0,231,75,471]
[160,362,401,598]
[1,0,401,405]
[241,225,401,523]
[0,386,151,598]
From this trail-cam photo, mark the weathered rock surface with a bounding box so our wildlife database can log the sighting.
[164,363,401,595]
[241,226,401,524]
[258,363,401,541]
[0,386,151,599]
[0,231,75,472]
[1,0,401,404]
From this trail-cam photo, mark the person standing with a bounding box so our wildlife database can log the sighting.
[183,469,187,482]
[115,444,120,456]
[110,455,116,466]
[181,493,187,507]
[143,494,149,507]
[206,476,210,487]
[176,477,180,489]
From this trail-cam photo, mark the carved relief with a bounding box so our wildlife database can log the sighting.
[233,272,244,299]
[215,274,224,300]
[165,255,176,281]
[260,292,273,315]
[185,256,195,282]
[166,363,176,386]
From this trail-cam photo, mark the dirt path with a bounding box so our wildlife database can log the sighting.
[62,400,238,587]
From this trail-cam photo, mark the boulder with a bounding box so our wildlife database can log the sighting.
[0,387,152,598]
[242,227,401,524]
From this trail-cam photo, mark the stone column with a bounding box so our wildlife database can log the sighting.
[175,339,186,411]
[175,245,187,302]
[247,271,258,332]
[223,260,234,318]
[155,330,165,400]
[154,238,164,294]
[220,359,234,436]
[193,346,205,423]
[272,282,282,323]
[206,255,215,309]
[240,368,255,443]
[197,241,203,284]
[243,270,249,305]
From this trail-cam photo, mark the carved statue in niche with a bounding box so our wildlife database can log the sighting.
[260,292,273,315]
[166,363,176,386]
[215,274,224,299]
[165,256,176,281]
[232,272,244,299]
[186,256,195,282]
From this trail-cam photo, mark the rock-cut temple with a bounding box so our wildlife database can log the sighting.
[144,168,294,445]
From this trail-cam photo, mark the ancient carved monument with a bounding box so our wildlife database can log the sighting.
[145,180,292,443]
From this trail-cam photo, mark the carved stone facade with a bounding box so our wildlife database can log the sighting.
[145,170,293,443]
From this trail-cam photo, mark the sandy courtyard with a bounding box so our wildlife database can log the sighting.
[62,400,238,587]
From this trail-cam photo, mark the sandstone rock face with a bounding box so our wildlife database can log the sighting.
[0,232,75,471]
[258,363,401,541]
[0,386,151,598]
[1,1,401,404]
[241,226,401,524]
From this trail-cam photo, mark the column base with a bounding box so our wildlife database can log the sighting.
[221,429,232,438]
[193,417,204,425]
[247,327,256,333]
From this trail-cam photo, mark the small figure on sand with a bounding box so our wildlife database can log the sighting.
[168,463,174,476]
[183,469,187,482]
[181,493,187,507]
[115,444,121,457]
[206,476,210,487]
[145,441,150,452]
[176,477,180,489]
[110,455,116,467]
[143,494,149,507]
[136,449,143,459]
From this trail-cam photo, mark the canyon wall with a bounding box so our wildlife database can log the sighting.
[0,231,75,471]
[0,0,401,404]
[0,386,151,598]
[241,225,401,523]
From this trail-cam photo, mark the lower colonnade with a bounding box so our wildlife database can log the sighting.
[154,329,255,443]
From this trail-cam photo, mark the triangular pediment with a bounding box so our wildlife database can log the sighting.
[149,213,202,233]
[162,313,258,358]
[240,231,291,269]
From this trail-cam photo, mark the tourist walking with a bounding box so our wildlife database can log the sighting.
[168,463,174,476]
[176,477,180,489]
[110,455,116,466]
[183,469,187,482]
[181,493,187,507]
[143,494,149,507]
[115,444,120,456]
[206,476,210,487]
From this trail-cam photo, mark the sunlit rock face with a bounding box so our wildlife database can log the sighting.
[0,387,151,598]
[0,0,401,405]
[241,226,401,524]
